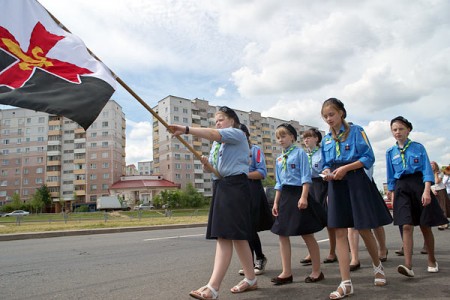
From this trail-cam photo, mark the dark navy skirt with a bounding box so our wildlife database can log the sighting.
[393,172,448,227]
[206,174,252,240]
[327,168,392,230]
[248,180,274,232]
[310,177,328,208]
[271,185,327,236]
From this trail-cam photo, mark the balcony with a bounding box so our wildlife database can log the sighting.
[46,181,59,187]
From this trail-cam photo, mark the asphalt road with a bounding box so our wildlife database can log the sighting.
[1,224,449,299]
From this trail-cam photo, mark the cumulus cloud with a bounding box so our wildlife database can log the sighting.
[343,65,425,111]
[38,0,449,171]
[125,120,153,165]
[215,87,226,97]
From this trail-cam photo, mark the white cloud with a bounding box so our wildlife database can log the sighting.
[125,120,153,165]
[36,0,449,171]
[215,87,226,97]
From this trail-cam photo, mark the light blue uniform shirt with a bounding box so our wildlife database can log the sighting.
[322,124,375,170]
[275,146,312,190]
[307,147,323,178]
[385,139,434,191]
[208,127,249,180]
[249,144,267,178]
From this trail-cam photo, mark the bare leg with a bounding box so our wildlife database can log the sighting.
[420,226,437,267]
[278,236,292,278]
[359,229,385,285]
[302,234,321,278]
[402,224,414,269]
[208,238,233,291]
[373,226,388,258]
[327,227,337,260]
[348,228,359,266]
[234,240,256,280]
[335,228,351,281]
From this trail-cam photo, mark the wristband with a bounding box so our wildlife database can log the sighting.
[185,126,189,134]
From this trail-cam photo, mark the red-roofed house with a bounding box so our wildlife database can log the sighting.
[109,175,180,207]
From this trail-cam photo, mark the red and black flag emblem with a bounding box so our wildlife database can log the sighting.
[0,0,116,130]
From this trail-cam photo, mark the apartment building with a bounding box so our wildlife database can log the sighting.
[152,95,323,197]
[0,100,126,211]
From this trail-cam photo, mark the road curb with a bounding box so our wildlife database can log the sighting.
[0,223,207,241]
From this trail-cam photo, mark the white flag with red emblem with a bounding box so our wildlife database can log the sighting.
[0,0,116,130]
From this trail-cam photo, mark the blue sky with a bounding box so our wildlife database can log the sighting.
[5,0,450,188]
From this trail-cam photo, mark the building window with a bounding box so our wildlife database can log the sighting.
[90,174,97,180]
[183,108,188,114]
[185,154,191,160]
[175,163,181,169]
[102,162,109,168]
[91,153,97,159]
[91,132,97,137]
[102,142,108,147]
[102,121,108,128]
[102,184,108,190]
[90,163,97,169]
[103,173,110,179]
[91,184,97,191]
[174,116,179,122]
[102,152,109,158]
[36,167,43,174]
[175,174,181,179]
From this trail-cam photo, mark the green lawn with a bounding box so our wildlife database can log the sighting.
[0,209,209,234]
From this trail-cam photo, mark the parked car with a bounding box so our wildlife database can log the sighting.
[134,204,154,211]
[3,210,30,217]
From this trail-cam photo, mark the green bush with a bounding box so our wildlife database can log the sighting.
[74,205,90,213]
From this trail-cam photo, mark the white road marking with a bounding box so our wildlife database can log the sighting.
[143,233,204,241]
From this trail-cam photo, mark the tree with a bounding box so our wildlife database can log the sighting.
[30,191,45,214]
[11,192,22,210]
[35,185,51,212]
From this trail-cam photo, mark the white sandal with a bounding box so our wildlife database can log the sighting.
[329,280,353,299]
[189,284,219,300]
[373,262,387,286]
[230,277,258,293]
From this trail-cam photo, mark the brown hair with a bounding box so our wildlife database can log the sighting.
[321,98,350,142]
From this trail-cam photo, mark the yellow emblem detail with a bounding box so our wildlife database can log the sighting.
[2,38,53,70]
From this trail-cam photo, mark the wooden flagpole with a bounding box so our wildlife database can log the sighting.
[41,3,220,178]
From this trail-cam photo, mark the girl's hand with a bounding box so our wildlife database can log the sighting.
[422,190,431,206]
[298,196,308,210]
[200,155,209,165]
[332,166,348,180]
[321,169,334,181]
[167,124,184,136]
[272,203,279,217]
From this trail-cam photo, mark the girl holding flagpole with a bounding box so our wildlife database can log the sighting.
[169,106,257,300]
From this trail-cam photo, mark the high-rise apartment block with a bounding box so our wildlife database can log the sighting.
[0,100,126,211]
[152,95,322,197]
